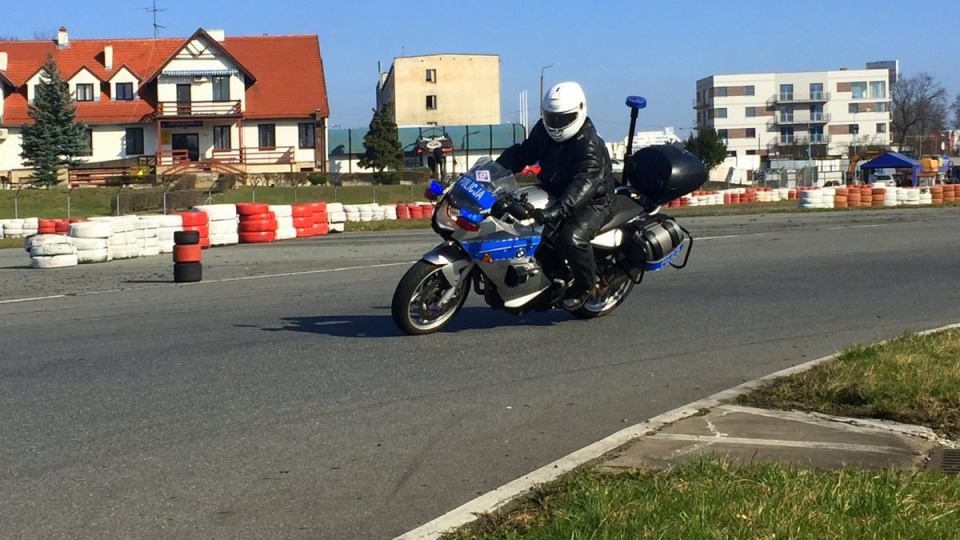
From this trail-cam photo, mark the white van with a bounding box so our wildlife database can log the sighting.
[870,173,897,188]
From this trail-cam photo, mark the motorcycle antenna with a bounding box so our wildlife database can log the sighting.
[621,96,647,186]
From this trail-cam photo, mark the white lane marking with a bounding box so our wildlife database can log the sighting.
[0,294,67,305]
[394,320,960,540]
[696,235,740,241]
[654,434,905,455]
[0,261,416,305]
[826,224,885,230]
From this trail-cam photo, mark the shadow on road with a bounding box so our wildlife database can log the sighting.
[254,307,570,338]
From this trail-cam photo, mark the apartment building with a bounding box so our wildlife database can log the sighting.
[695,61,896,180]
[376,54,500,127]
[0,27,329,183]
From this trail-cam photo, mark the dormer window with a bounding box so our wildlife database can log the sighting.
[115,82,134,101]
[75,83,94,102]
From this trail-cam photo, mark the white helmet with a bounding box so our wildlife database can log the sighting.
[541,81,587,142]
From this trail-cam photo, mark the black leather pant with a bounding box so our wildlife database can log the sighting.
[553,201,612,296]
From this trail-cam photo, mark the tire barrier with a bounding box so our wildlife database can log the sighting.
[68,220,113,264]
[269,204,298,241]
[310,202,329,236]
[179,210,211,249]
[326,203,347,228]
[237,203,278,244]
[172,229,202,283]
[25,234,78,269]
[193,204,239,247]
[292,203,315,237]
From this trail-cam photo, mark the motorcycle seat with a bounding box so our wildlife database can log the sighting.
[597,193,644,234]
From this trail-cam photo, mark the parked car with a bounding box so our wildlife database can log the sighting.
[869,173,897,188]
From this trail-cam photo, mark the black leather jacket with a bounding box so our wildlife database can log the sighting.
[496,117,616,220]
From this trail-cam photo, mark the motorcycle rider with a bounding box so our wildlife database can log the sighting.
[496,81,616,310]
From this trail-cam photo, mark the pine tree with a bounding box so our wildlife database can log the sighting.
[19,55,89,187]
[358,102,403,180]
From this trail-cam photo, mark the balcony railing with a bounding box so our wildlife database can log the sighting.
[773,92,831,103]
[157,146,295,166]
[157,100,242,117]
[774,112,832,125]
[769,135,832,147]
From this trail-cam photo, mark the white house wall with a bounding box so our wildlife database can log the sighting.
[107,66,141,98]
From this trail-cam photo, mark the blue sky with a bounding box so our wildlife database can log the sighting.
[4,1,959,143]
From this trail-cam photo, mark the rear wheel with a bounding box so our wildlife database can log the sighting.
[570,274,634,319]
[391,261,469,335]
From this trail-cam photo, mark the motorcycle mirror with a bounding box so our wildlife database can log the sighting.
[625,96,647,110]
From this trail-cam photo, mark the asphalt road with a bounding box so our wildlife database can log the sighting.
[2,207,960,539]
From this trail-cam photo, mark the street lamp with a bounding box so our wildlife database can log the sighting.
[539,64,555,102]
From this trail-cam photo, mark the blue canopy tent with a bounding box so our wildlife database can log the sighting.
[859,152,921,186]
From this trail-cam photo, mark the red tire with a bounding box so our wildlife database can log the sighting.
[200,236,211,249]
[310,201,327,213]
[312,223,330,236]
[313,211,328,225]
[296,227,314,237]
[292,216,313,229]
[236,203,269,216]
[292,204,313,218]
[238,219,278,233]
[240,231,277,243]
[180,211,209,227]
[173,243,203,263]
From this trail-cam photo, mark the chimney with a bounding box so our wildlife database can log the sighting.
[57,26,69,49]
[0,52,7,72]
[104,45,113,71]
[206,29,225,42]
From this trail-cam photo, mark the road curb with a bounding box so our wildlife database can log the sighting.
[395,321,960,540]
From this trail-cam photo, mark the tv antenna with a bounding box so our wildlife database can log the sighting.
[142,0,167,38]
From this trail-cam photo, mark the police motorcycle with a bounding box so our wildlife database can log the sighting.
[390,96,707,335]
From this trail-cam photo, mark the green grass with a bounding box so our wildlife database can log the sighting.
[447,458,960,540]
[0,237,23,249]
[738,330,960,440]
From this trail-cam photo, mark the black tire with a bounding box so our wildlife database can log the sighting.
[173,261,203,283]
[570,276,635,319]
[173,230,201,245]
[391,261,469,335]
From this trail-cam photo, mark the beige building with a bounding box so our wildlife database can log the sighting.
[376,54,500,127]
[695,61,896,182]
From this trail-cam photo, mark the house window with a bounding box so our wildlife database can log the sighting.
[425,69,436,83]
[715,108,727,119]
[258,124,276,148]
[115,82,134,101]
[76,83,94,102]
[851,82,867,99]
[870,81,886,98]
[125,127,144,155]
[745,106,756,117]
[717,129,728,140]
[746,128,756,138]
[298,122,315,149]
[426,95,437,110]
[850,124,860,135]
[780,126,794,144]
[81,128,93,156]
[779,84,794,101]
[877,123,887,133]
[744,85,755,96]
[810,104,824,121]
[876,103,887,113]
[715,87,727,97]
[809,82,824,100]
[849,103,859,114]
[213,126,231,150]
[212,76,230,102]
[809,126,824,143]
[779,106,793,122]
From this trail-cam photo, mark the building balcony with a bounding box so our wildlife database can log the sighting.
[772,92,831,104]
[157,100,242,117]
[773,112,832,125]
[766,135,832,152]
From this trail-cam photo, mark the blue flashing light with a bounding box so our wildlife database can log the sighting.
[427,181,445,197]
[458,208,483,224]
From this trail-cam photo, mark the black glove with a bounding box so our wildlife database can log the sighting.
[530,206,561,225]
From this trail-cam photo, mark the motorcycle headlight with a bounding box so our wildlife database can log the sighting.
[434,200,458,231]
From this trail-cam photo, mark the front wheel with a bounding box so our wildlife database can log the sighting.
[391,261,469,335]
[570,275,635,319]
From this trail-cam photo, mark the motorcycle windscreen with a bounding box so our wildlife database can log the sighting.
[449,175,498,214]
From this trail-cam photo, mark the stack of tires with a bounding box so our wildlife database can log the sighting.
[311,202,329,236]
[396,204,412,220]
[26,234,78,269]
[172,230,203,283]
[136,216,162,257]
[292,204,315,237]
[326,203,347,232]
[269,205,297,241]
[944,184,957,203]
[194,204,239,247]
[343,205,361,222]
[884,187,899,207]
[92,216,141,260]
[237,203,277,244]
[180,211,210,249]
[1,219,24,238]
[798,189,823,209]
[68,221,113,264]
[154,214,183,253]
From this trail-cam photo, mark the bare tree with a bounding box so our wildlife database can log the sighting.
[951,93,960,130]
[32,30,56,41]
[891,72,947,154]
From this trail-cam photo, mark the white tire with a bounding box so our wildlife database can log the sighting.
[77,248,112,264]
[24,234,71,251]
[276,227,298,240]
[210,232,239,246]
[31,243,77,257]
[69,221,114,239]
[31,254,79,269]
[193,204,238,221]
[326,202,344,213]
[143,244,162,257]
[209,219,238,236]
[328,222,345,233]
[111,245,138,259]
[70,237,110,251]
[268,205,294,218]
